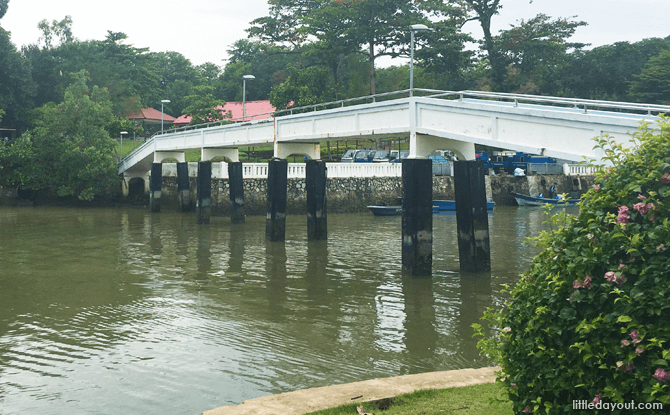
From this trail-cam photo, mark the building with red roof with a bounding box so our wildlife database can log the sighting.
[127,108,177,136]
[173,100,275,126]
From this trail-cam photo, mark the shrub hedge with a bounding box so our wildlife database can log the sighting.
[474,116,670,414]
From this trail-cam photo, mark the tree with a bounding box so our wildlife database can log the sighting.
[302,0,425,96]
[37,15,74,49]
[0,27,35,130]
[182,85,228,125]
[269,64,335,111]
[28,71,120,200]
[559,37,670,101]
[629,48,670,104]
[492,14,587,94]
[0,0,8,20]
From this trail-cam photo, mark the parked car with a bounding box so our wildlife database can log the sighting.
[354,149,376,162]
[372,150,391,162]
[390,150,410,162]
[340,149,356,163]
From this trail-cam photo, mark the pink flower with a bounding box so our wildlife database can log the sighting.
[523,406,531,413]
[661,173,670,184]
[594,184,600,191]
[653,368,669,382]
[621,339,630,347]
[584,275,593,289]
[591,394,602,404]
[633,338,641,345]
[630,330,638,340]
[633,202,650,214]
[605,271,621,284]
[637,194,646,201]
[625,364,634,372]
[573,280,584,289]
[636,347,644,355]
[503,327,511,332]
[658,244,666,251]
[617,206,630,223]
[618,263,626,270]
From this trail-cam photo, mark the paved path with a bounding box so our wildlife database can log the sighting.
[203,367,498,415]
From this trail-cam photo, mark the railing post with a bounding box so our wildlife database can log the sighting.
[266,158,288,242]
[228,162,245,223]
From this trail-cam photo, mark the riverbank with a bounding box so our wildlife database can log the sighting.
[203,367,498,415]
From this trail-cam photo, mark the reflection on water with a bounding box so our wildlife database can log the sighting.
[0,205,570,414]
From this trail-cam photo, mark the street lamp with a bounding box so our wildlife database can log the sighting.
[242,75,255,121]
[161,99,170,133]
[409,24,431,97]
[120,131,128,159]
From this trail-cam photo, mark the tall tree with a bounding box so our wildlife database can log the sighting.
[0,27,35,130]
[182,85,228,124]
[492,14,587,94]
[462,0,505,88]
[629,48,670,104]
[28,71,120,200]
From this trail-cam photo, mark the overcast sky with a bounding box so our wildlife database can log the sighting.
[3,0,669,68]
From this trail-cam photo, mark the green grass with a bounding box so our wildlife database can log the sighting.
[305,382,512,415]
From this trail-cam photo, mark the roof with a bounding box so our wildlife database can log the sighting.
[173,100,275,125]
[127,108,176,123]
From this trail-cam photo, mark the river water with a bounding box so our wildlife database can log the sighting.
[0,206,561,414]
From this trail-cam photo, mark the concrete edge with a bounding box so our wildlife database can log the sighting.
[203,366,500,415]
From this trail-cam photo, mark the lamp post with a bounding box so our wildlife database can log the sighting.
[242,75,255,121]
[161,99,170,133]
[409,24,430,97]
[120,131,128,159]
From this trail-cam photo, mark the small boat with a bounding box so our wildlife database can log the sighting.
[511,192,581,206]
[368,205,440,216]
[432,200,495,211]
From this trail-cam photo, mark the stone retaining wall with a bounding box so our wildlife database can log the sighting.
[158,173,595,216]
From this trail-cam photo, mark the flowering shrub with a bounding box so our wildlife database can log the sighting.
[474,116,670,413]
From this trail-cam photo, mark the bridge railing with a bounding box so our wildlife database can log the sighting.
[165,162,403,179]
[564,164,598,176]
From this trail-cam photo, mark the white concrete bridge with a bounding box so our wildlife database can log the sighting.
[119,89,669,191]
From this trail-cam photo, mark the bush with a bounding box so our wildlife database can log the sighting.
[474,116,670,414]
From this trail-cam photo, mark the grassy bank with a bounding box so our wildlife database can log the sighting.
[305,382,512,415]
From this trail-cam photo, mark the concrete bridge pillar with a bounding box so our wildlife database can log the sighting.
[401,158,433,276]
[266,159,288,242]
[306,160,327,240]
[149,163,162,212]
[154,151,186,163]
[202,148,239,162]
[196,161,212,224]
[275,143,320,160]
[454,160,491,272]
[412,133,476,161]
[228,162,245,223]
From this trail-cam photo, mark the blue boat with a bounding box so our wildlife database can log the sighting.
[368,205,440,216]
[432,200,495,211]
[511,192,581,206]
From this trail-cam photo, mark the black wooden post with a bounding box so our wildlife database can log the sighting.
[401,158,433,276]
[266,158,288,242]
[196,161,212,224]
[150,162,162,213]
[177,162,190,212]
[453,160,491,272]
[306,160,327,240]
[228,162,245,223]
